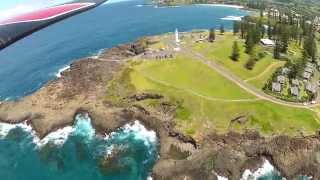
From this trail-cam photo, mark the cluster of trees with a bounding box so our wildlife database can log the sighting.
[232,19,265,69]
[232,8,318,71]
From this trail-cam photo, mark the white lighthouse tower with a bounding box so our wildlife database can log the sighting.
[174,28,181,51]
[175,28,180,44]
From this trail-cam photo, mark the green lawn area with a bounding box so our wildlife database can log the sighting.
[247,61,285,89]
[190,33,283,85]
[128,56,320,137]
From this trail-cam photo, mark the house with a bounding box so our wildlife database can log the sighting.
[281,67,290,75]
[290,86,299,96]
[303,72,312,80]
[304,67,314,74]
[277,75,286,84]
[306,62,315,69]
[260,38,275,47]
[272,82,281,92]
[306,83,317,93]
[291,79,299,86]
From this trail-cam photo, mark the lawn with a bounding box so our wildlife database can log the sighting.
[190,33,284,86]
[246,61,285,89]
[128,56,320,137]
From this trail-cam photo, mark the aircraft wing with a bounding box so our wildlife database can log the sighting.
[0,0,107,50]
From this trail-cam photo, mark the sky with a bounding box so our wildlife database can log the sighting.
[0,0,72,20]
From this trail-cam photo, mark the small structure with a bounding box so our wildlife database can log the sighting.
[306,83,317,93]
[281,67,290,75]
[131,43,145,54]
[174,28,181,51]
[303,72,312,80]
[291,79,299,86]
[290,86,299,96]
[306,62,315,69]
[272,82,281,92]
[260,38,275,47]
[277,75,286,84]
[304,67,314,74]
[175,28,180,44]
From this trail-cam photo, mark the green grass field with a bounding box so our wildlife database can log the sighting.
[128,56,320,137]
[190,33,284,88]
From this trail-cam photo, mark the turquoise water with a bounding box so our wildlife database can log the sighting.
[0,114,158,180]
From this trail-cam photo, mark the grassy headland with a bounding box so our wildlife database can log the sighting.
[105,34,320,138]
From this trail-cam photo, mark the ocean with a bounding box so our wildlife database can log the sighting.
[0,114,158,180]
[0,0,307,179]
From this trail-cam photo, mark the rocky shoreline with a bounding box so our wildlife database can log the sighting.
[1,39,320,179]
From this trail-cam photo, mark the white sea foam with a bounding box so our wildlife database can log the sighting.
[241,159,279,180]
[213,172,228,180]
[0,114,93,148]
[147,176,153,180]
[122,120,157,147]
[37,126,74,147]
[196,4,244,9]
[217,175,228,180]
[0,122,17,138]
[55,65,70,78]
[221,15,243,21]
[73,113,95,141]
[91,49,105,59]
[154,5,181,8]
[103,120,158,157]
[0,121,40,144]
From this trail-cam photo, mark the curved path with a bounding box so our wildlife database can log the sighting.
[164,37,319,109]
[244,62,284,82]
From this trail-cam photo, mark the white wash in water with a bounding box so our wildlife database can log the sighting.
[55,65,70,78]
[241,159,283,180]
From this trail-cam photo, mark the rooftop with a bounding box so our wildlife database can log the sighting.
[272,82,281,92]
[290,86,299,96]
[260,39,275,46]
[277,75,286,84]
[291,79,299,86]
[303,72,312,79]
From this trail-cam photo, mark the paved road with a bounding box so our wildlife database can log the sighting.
[164,37,319,110]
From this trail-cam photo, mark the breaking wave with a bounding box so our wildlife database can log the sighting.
[55,65,70,78]
[0,114,159,179]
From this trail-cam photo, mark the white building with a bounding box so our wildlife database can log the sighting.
[260,38,275,47]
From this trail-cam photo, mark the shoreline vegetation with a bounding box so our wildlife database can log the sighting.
[1,29,320,178]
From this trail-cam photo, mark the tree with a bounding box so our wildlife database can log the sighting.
[245,33,254,54]
[245,56,256,70]
[273,40,281,59]
[260,8,264,18]
[230,41,240,61]
[220,24,225,34]
[233,21,240,35]
[303,33,317,62]
[267,21,272,39]
[208,28,216,42]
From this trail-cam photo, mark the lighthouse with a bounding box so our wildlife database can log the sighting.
[174,28,181,51]
[175,28,180,44]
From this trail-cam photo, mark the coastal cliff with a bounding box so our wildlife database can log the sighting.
[1,39,320,179]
